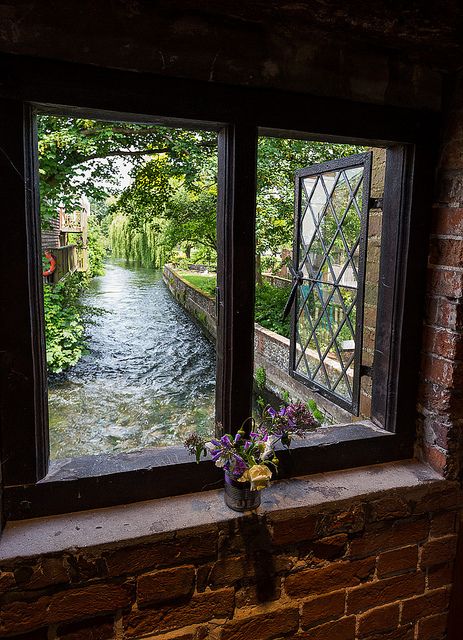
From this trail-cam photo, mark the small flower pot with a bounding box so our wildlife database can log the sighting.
[224,472,261,512]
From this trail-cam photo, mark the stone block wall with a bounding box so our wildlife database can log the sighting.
[163,264,352,423]
[0,478,459,639]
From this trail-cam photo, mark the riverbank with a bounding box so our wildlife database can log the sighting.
[163,264,352,423]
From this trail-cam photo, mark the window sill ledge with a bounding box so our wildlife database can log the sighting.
[0,459,454,563]
[4,421,412,520]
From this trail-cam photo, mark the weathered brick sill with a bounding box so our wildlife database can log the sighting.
[0,460,452,561]
[0,460,460,639]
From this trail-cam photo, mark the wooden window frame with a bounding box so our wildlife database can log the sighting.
[0,53,437,521]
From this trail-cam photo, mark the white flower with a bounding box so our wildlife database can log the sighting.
[248,464,272,491]
[262,434,278,460]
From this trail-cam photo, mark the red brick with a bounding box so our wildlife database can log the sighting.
[429,238,463,268]
[137,565,195,607]
[423,325,463,360]
[368,497,410,521]
[420,535,458,568]
[270,513,317,546]
[123,588,234,638]
[285,557,375,598]
[358,603,399,637]
[56,615,115,640]
[426,267,463,299]
[235,581,281,608]
[0,583,133,636]
[413,487,462,514]
[422,444,447,475]
[3,630,48,640]
[349,519,428,558]
[416,612,448,640]
[377,545,418,578]
[297,616,355,640]
[418,381,460,413]
[312,534,348,560]
[208,556,255,587]
[425,296,463,331]
[401,588,449,624]
[432,207,463,237]
[0,571,15,595]
[104,532,216,576]
[422,354,463,388]
[420,418,450,450]
[14,557,69,590]
[430,511,457,538]
[361,626,414,640]
[427,563,453,589]
[301,590,345,629]
[220,607,299,640]
[346,572,425,615]
[318,504,365,535]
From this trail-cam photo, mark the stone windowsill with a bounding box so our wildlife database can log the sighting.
[0,459,454,563]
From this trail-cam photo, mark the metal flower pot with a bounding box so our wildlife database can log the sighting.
[224,472,261,512]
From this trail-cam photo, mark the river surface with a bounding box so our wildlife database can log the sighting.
[48,259,216,459]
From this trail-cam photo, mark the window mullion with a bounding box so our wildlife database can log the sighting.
[0,100,48,486]
[215,125,257,436]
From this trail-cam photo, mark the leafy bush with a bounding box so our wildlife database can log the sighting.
[43,273,87,373]
[255,366,267,390]
[254,282,291,338]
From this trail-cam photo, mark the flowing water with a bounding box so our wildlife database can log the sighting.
[48,259,216,459]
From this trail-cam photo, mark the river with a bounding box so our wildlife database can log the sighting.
[48,259,216,459]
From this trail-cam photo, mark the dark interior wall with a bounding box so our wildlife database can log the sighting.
[0,1,457,110]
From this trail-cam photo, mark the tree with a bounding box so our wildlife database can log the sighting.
[38,115,217,224]
[256,138,364,266]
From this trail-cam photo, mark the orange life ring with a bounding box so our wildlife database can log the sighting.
[43,252,57,277]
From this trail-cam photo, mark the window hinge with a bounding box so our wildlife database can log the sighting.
[369,197,383,210]
[360,364,373,378]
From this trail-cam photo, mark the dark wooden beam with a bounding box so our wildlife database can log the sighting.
[216,125,257,435]
[0,99,49,486]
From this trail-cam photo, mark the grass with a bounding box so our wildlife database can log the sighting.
[179,270,290,338]
[180,272,217,297]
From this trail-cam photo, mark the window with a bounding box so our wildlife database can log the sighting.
[290,153,372,414]
[0,55,436,521]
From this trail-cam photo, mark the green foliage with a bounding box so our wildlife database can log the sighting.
[306,398,325,425]
[256,138,365,255]
[255,367,267,391]
[254,282,291,338]
[43,274,87,373]
[109,214,165,267]
[87,218,107,277]
[37,115,216,226]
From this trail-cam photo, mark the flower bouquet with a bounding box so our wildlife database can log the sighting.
[184,403,318,511]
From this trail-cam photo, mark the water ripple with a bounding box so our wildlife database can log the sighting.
[48,259,216,459]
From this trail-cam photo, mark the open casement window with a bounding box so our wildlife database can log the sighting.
[289,153,373,414]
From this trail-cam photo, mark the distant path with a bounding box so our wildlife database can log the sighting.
[48,258,215,459]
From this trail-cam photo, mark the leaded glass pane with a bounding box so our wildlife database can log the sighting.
[293,160,367,407]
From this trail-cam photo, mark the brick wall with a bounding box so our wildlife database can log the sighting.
[0,481,459,639]
[419,73,463,480]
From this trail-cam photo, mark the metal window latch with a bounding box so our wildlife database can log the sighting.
[369,197,383,210]
[360,364,373,377]
[282,264,304,319]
